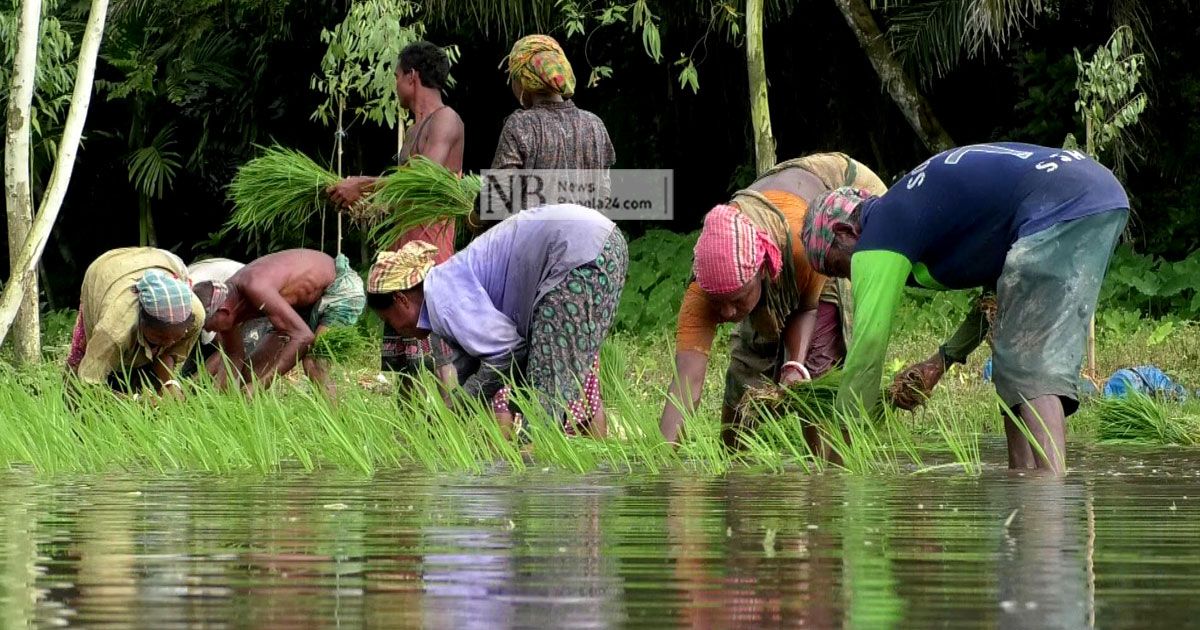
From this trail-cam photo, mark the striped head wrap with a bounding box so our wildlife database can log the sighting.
[200,281,229,319]
[802,187,874,275]
[506,34,576,98]
[692,204,782,295]
[368,241,439,294]
[135,269,195,324]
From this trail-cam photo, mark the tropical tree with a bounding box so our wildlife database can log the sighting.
[310,0,427,253]
[0,0,109,351]
[837,0,955,152]
[1069,24,1147,379]
[2,0,76,362]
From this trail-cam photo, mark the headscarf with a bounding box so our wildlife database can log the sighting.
[692,204,782,295]
[802,187,875,275]
[506,34,576,98]
[315,254,367,328]
[368,241,439,294]
[200,281,229,319]
[134,269,195,324]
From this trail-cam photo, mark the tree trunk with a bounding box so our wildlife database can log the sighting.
[137,195,157,246]
[4,0,44,365]
[746,0,776,175]
[833,0,955,153]
[0,0,109,349]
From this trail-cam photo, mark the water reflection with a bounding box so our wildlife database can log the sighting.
[0,443,1198,627]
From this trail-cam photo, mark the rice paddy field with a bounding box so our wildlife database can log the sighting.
[1,306,1198,626]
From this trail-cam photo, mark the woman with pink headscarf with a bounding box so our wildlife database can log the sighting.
[659,153,888,452]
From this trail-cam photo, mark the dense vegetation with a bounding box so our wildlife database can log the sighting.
[2,0,1198,307]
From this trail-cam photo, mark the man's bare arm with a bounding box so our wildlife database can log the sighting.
[327,176,379,208]
[242,282,315,392]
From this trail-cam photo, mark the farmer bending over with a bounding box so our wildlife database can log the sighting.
[801,142,1129,475]
[366,204,627,436]
[203,249,365,397]
[66,247,211,399]
[660,153,888,452]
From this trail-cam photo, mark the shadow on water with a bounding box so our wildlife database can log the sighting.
[1,439,1199,628]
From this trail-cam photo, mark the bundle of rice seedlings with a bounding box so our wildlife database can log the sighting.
[738,370,844,426]
[362,156,481,248]
[308,325,371,363]
[1095,393,1200,445]
[225,145,340,242]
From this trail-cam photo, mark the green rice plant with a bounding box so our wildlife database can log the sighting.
[918,406,983,475]
[1095,393,1200,445]
[224,145,340,243]
[364,156,481,248]
[0,344,993,477]
[308,326,371,362]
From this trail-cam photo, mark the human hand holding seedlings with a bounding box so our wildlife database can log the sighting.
[779,361,811,387]
[326,176,377,209]
[888,351,946,410]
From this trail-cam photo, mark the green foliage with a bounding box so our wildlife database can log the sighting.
[1099,245,1200,320]
[224,145,340,243]
[674,54,700,93]
[614,230,697,332]
[882,0,1048,82]
[1074,25,1147,167]
[896,287,977,336]
[310,0,428,131]
[126,124,181,199]
[555,0,663,89]
[364,156,481,249]
[0,0,77,166]
[1008,50,1076,145]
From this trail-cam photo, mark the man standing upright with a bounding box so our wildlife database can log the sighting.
[327,40,465,382]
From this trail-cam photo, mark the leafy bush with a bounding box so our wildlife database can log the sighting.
[615,229,698,332]
[1100,245,1200,319]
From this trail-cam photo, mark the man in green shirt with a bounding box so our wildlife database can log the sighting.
[801,143,1130,474]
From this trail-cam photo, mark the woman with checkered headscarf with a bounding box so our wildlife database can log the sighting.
[67,247,214,398]
[366,204,627,437]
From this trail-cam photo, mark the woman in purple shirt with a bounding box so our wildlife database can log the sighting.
[366,204,628,436]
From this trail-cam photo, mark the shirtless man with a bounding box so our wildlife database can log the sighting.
[202,249,364,397]
[326,40,464,385]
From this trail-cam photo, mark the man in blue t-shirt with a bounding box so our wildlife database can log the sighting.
[800,142,1129,474]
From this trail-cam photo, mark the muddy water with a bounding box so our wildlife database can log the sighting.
[1,441,1197,628]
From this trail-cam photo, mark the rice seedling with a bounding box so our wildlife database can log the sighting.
[1095,393,1200,445]
[224,145,341,242]
[0,339,988,477]
[363,156,482,248]
[308,326,371,362]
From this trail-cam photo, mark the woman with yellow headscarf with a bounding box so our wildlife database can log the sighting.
[489,34,615,183]
[485,34,618,432]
